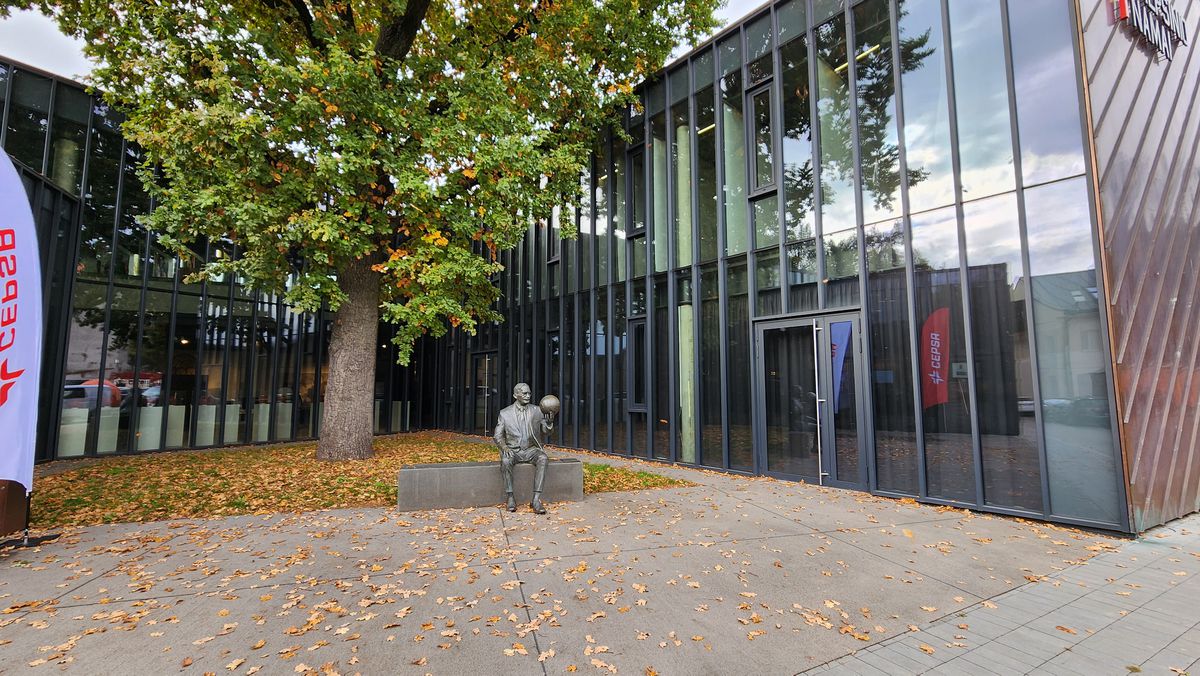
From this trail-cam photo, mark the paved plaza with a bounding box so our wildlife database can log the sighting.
[2,449,1197,675]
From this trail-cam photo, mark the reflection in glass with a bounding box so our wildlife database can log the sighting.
[98,285,141,453]
[225,300,254,443]
[580,291,592,447]
[787,240,819,311]
[899,0,954,211]
[781,36,815,242]
[196,297,230,446]
[613,139,627,282]
[815,15,858,230]
[823,226,860,307]
[756,249,782,315]
[168,294,202,448]
[4,69,51,170]
[49,85,90,193]
[671,98,693,267]
[1026,178,1121,525]
[777,0,806,45]
[865,219,918,494]
[1009,0,1086,186]
[912,207,974,502]
[727,257,752,469]
[651,109,670,272]
[57,281,106,457]
[854,0,902,224]
[677,276,697,462]
[597,141,610,284]
[764,324,819,477]
[696,84,719,261]
[136,291,173,450]
[963,194,1041,510]
[653,276,671,459]
[699,264,722,466]
[613,286,628,453]
[949,0,1014,198]
[721,46,748,256]
[752,89,774,190]
[747,14,773,83]
[830,320,860,483]
[80,103,122,281]
[595,287,608,451]
[753,195,779,249]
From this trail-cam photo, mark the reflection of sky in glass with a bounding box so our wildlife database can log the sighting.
[1026,177,1097,276]
[900,0,955,212]
[1009,1,1086,186]
[963,193,1021,286]
[912,206,960,272]
[815,16,858,230]
[949,0,1014,199]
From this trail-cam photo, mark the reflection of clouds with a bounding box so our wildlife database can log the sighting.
[1026,178,1096,277]
[963,193,1021,285]
[949,0,1015,198]
[911,206,959,270]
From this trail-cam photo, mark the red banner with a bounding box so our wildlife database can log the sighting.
[921,308,950,409]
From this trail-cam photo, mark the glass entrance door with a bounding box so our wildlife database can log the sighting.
[756,314,865,488]
[471,353,497,435]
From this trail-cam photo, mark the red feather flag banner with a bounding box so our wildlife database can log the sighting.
[0,156,44,495]
[921,307,950,409]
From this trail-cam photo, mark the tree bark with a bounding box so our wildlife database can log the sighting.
[316,256,381,460]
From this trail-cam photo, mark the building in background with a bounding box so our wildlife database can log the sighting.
[3,0,1197,533]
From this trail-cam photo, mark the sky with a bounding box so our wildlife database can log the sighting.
[0,1,766,81]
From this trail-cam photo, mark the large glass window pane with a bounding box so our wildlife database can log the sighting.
[912,207,974,502]
[4,69,51,170]
[57,281,106,457]
[1026,178,1121,525]
[595,287,609,451]
[580,293,592,447]
[79,103,122,281]
[671,98,693,268]
[963,194,1040,511]
[865,219,918,494]
[136,291,172,451]
[823,226,860,307]
[722,41,748,256]
[777,0,806,45]
[698,264,722,465]
[747,14,773,83]
[696,85,719,262]
[677,276,697,462]
[225,299,254,443]
[48,85,89,194]
[92,284,139,454]
[814,14,857,230]
[653,276,670,459]
[949,0,1015,199]
[612,286,627,453]
[752,89,774,190]
[898,0,954,212]
[597,142,610,285]
[1008,0,1087,186]
[651,108,670,272]
[166,294,201,448]
[563,296,575,443]
[630,235,647,315]
[755,249,782,315]
[273,306,300,441]
[787,239,819,311]
[781,36,815,243]
[196,296,230,446]
[753,195,779,249]
[613,139,627,282]
[631,150,646,233]
[251,295,276,442]
[727,257,752,470]
[854,0,902,224]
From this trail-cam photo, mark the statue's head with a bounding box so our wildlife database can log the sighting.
[513,383,532,405]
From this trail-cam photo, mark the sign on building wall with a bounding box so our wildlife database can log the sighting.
[0,157,43,494]
[1113,0,1189,60]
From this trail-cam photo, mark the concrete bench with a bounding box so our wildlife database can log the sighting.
[396,458,584,511]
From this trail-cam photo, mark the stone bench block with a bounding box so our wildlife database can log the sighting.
[396,458,584,511]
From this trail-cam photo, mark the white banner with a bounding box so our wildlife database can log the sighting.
[0,157,43,494]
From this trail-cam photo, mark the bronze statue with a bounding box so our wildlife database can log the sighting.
[493,383,558,514]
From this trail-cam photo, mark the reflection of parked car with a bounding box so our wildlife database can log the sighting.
[1042,398,1072,422]
[139,386,162,406]
[1069,396,1111,427]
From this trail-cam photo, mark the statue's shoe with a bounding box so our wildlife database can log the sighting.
[531,498,546,515]
[506,494,517,512]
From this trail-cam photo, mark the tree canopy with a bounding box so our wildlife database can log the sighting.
[9,0,718,362]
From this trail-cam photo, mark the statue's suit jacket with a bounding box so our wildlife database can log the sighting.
[494,403,551,454]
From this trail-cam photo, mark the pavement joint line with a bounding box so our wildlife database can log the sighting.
[1132,607,1200,669]
[498,505,547,676]
[698,479,997,599]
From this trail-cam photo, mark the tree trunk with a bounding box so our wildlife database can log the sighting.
[316,256,381,460]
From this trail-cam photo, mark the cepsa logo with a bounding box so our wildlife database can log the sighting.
[0,229,24,407]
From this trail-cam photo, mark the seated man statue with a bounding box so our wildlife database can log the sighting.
[493,382,556,514]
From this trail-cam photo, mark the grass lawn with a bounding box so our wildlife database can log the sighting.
[31,431,692,529]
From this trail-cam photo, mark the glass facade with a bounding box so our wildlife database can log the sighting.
[5,0,1133,532]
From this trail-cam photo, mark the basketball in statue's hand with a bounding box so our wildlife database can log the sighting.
[539,394,561,417]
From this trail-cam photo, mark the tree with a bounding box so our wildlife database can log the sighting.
[7,0,718,459]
